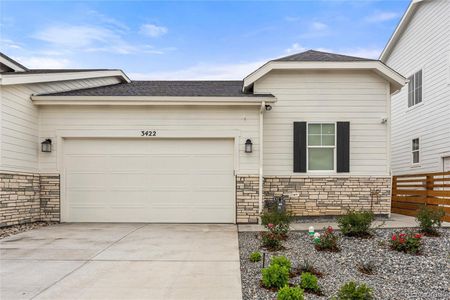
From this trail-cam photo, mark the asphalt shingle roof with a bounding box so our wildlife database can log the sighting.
[274,50,376,62]
[39,80,274,97]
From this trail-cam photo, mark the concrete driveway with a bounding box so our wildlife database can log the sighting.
[0,224,242,300]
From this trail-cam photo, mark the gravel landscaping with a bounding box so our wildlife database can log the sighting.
[0,221,57,239]
[239,228,450,300]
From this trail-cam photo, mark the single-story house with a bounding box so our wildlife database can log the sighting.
[0,50,405,226]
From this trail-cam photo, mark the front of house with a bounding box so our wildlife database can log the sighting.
[0,50,404,226]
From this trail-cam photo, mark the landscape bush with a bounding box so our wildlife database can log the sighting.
[277,285,304,300]
[333,281,373,300]
[299,272,320,293]
[416,205,445,236]
[249,251,262,262]
[270,256,292,271]
[297,259,323,277]
[261,263,290,289]
[337,210,375,237]
[261,210,293,227]
[390,232,422,254]
[314,226,340,252]
[261,231,283,251]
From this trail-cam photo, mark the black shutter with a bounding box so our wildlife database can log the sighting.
[293,122,307,172]
[337,122,350,173]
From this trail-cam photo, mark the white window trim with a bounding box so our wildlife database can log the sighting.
[306,122,337,173]
[411,137,420,167]
[407,69,423,109]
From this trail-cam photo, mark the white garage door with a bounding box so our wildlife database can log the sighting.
[63,138,235,223]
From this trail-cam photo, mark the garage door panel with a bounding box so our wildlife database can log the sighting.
[63,138,235,223]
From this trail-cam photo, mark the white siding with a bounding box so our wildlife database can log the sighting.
[386,0,450,175]
[38,106,260,175]
[0,77,121,173]
[254,69,390,176]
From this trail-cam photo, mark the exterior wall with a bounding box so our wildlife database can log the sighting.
[236,175,259,224]
[0,76,121,173]
[385,0,450,175]
[255,69,391,176]
[38,106,260,175]
[264,176,391,216]
[0,172,60,227]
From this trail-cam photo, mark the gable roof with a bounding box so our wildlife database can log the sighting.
[243,49,405,94]
[275,50,375,62]
[0,52,29,72]
[380,0,429,62]
[36,80,274,98]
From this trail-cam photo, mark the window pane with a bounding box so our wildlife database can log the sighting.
[413,151,419,164]
[322,124,335,134]
[415,86,422,104]
[308,135,321,146]
[308,148,334,170]
[322,135,335,146]
[408,76,414,107]
[308,124,321,134]
[412,138,419,151]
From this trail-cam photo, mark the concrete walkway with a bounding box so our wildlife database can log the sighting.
[239,213,450,232]
[0,224,242,300]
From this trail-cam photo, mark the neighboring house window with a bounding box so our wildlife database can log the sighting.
[412,138,420,164]
[408,70,422,107]
[307,123,335,170]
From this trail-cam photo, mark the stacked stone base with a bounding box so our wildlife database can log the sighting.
[236,175,391,223]
[0,173,60,227]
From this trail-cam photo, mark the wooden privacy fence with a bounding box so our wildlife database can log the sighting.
[392,171,450,222]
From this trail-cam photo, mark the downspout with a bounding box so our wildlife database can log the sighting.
[259,101,265,222]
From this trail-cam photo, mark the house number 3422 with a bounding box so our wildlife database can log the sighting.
[141,130,157,136]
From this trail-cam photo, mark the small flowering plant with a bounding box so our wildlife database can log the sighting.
[266,222,290,238]
[314,226,340,252]
[390,231,422,254]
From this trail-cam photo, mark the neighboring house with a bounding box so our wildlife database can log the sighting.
[0,50,404,226]
[380,0,450,175]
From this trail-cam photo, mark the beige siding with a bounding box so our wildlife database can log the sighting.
[38,106,260,175]
[254,69,390,176]
[0,77,121,172]
[386,0,450,175]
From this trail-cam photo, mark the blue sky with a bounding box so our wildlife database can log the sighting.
[1,0,410,80]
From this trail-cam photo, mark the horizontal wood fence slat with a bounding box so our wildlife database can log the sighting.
[392,171,450,222]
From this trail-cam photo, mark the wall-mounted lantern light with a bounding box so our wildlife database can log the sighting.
[41,139,52,153]
[265,104,272,111]
[245,139,253,153]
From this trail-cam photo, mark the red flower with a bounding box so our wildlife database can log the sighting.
[267,223,274,229]
[399,233,406,238]
[391,235,397,241]
[327,226,333,233]
[399,238,405,244]
[414,233,422,239]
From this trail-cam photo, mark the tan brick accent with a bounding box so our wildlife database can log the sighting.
[264,176,391,216]
[236,175,259,224]
[0,173,60,227]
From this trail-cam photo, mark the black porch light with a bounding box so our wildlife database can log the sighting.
[245,139,253,153]
[41,139,52,152]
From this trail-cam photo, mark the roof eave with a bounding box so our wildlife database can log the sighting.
[379,0,426,62]
[30,95,277,106]
[0,70,131,85]
[243,60,406,94]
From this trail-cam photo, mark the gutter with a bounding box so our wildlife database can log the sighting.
[259,101,265,221]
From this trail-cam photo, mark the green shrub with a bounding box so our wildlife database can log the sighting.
[261,210,293,226]
[337,210,375,237]
[261,263,290,289]
[277,285,304,300]
[261,231,283,251]
[300,272,320,293]
[270,256,292,271]
[266,223,291,237]
[416,205,445,236]
[314,226,340,252]
[334,281,373,300]
[298,259,323,277]
[390,232,422,254]
[249,251,262,262]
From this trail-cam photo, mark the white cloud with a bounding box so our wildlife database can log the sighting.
[365,11,400,22]
[311,22,328,31]
[140,24,168,37]
[285,43,307,54]
[15,56,71,69]
[1,38,23,49]
[128,60,267,80]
